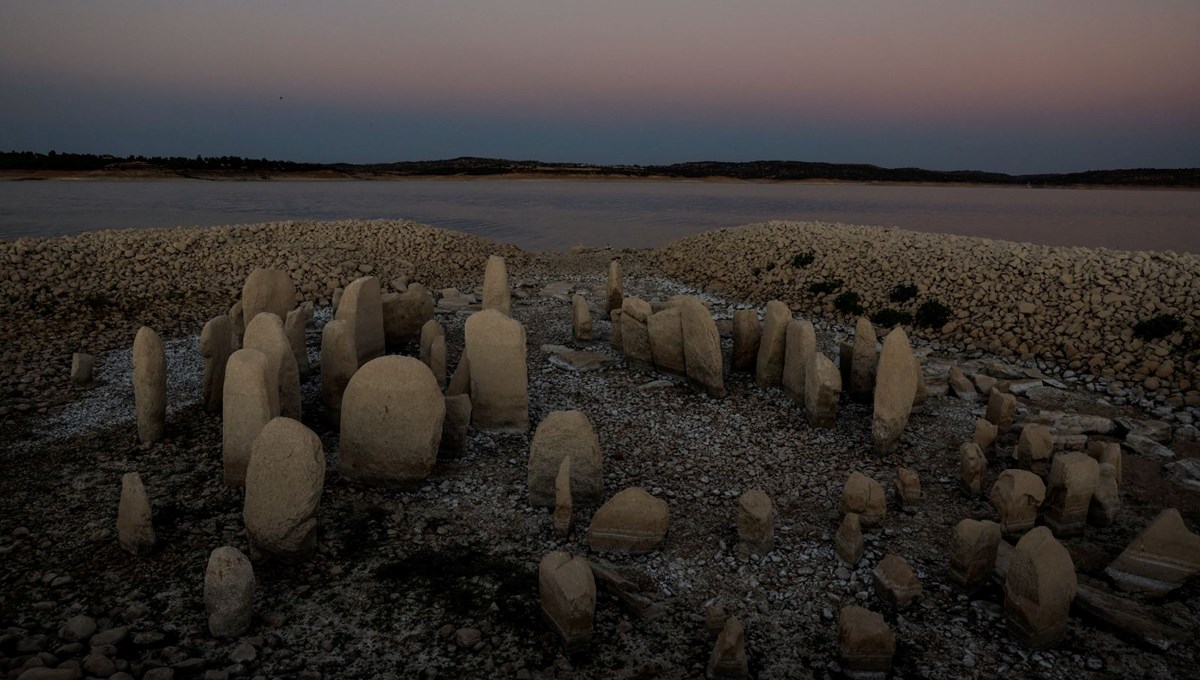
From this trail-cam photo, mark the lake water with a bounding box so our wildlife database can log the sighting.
[1,179,1197,253]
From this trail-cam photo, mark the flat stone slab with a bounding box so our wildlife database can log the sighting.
[549,351,618,372]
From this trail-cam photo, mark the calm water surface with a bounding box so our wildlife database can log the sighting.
[0,179,1197,252]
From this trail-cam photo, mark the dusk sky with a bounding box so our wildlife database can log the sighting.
[2,1,1198,173]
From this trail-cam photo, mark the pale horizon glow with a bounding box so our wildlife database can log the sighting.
[1,0,1198,173]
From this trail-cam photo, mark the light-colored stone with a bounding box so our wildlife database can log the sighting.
[872,327,918,455]
[678,296,726,398]
[338,356,445,486]
[548,350,618,372]
[440,394,471,458]
[382,284,434,347]
[736,490,774,556]
[588,488,669,553]
[646,307,686,376]
[222,349,278,487]
[133,327,167,443]
[447,351,470,397]
[244,417,325,562]
[243,312,301,420]
[620,297,653,367]
[986,388,1017,434]
[948,519,1002,593]
[71,352,95,385]
[755,300,790,387]
[229,300,245,350]
[1125,434,1176,460]
[1005,527,1077,648]
[782,319,816,402]
[1017,424,1055,475]
[204,546,255,638]
[837,606,895,677]
[483,255,511,315]
[429,334,447,388]
[706,617,748,680]
[840,472,886,528]
[335,276,385,364]
[960,442,986,497]
[1087,440,1122,485]
[990,469,1046,537]
[873,553,922,607]
[284,304,312,379]
[973,419,998,455]
[731,309,761,373]
[201,316,233,414]
[850,317,878,401]
[572,294,592,342]
[804,352,841,428]
[319,319,357,426]
[606,259,623,313]
[554,457,572,537]
[465,309,529,431]
[528,410,604,507]
[242,268,294,328]
[117,472,154,556]
[1044,451,1100,536]
[1106,508,1200,596]
[948,365,978,401]
[893,467,921,511]
[538,551,595,653]
[836,512,865,566]
[1089,462,1120,527]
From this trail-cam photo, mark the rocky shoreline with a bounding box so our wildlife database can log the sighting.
[2,220,1200,679]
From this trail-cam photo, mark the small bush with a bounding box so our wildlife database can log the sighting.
[834,291,864,315]
[889,283,919,303]
[871,308,913,327]
[791,251,815,268]
[915,299,952,328]
[1133,314,1186,341]
[808,279,843,295]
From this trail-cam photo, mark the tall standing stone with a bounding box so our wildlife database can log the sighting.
[1004,527,1077,648]
[71,352,95,385]
[465,309,529,431]
[731,309,761,372]
[554,458,573,537]
[133,327,167,444]
[419,319,444,368]
[781,319,816,402]
[539,551,596,654]
[805,352,842,428]
[528,410,604,507]
[483,255,512,315]
[244,417,325,562]
[335,276,385,364]
[679,296,726,398]
[204,546,255,638]
[736,490,774,556]
[893,467,922,511]
[1043,451,1099,536]
[339,356,445,486]
[620,297,654,368]
[222,349,279,487]
[609,309,623,349]
[606,259,622,313]
[572,294,593,342]
[850,317,878,402]
[1089,463,1120,527]
[646,307,686,376]
[382,284,435,348]
[1105,508,1200,596]
[229,300,245,350]
[201,316,233,414]
[707,617,748,680]
[986,389,1017,434]
[990,469,1046,537]
[243,312,301,420]
[241,268,294,329]
[840,472,887,528]
[836,512,865,565]
[284,304,312,379]
[838,606,895,677]
[960,442,986,496]
[755,301,790,387]
[117,472,155,556]
[872,327,917,455]
[319,319,357,426]
[948,519,1002,593]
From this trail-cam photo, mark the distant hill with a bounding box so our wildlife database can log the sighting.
[2,150,1197,187]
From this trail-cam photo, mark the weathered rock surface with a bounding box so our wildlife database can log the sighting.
[1106,508,1200,596]
[986,389,1017,434]
[243,312,301,420]
[336,275,385,364]
[1089,462,1120,527]
[483,255,511,315]
[838,606,894,677]
[836,512,864,566]
[873,553,922,607]
[1017,424,1054,474]
[241,268,294,328]
[731,309,761,373]
[678,295,726,398]
[588,488,669,553]
[781,319,815,403]
[1087,440,1122,484]
[893,467,922,511]
[571,294,593,342]
[1043,451,1099,536]
[960,442,986,497]
[528,410,604,507]
[606,259,623,313]
[382,284,435,347]
[465,309,529,431]
[646,307,686,376]
[538,551,595,653]
[70,351,95,385]
[973,418,998,455]
[840,472,886,528]
[222,348,278,487]
[949,519,1001,593]
[1005,527,1077,648]
[755,300,790,387]
[284,304,312,379]
[736,489,774,556]
[990,469,1046,537]
[554,457,572,537]
[200,315,232,414]
[133,326,167,443]
[620,297,654,367]
[117,472,154,556]
[850,317,877,402]
[804,352,842,428]
[204,546,255,638]
[244,417,325,562]
[440,394,472,458]
[319,319,357,426]
[707,617,748,680]
[872,327,917,454]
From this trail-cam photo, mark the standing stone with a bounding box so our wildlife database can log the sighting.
[419,319,444,367]
[736,490,774,556]
[229,301,245,350]
[572,294,593,342]
[1004,527,1077,648]
[836,513,865,566]
[990,469,1046,537]
[284,304,312,379]
[554,458,573,537]
[117,472,155,556]
[538,551,595,653]
[244,417,325,562]
[429,335,447,388]
[755,301,790,387]
[911,356,928,407]
[646,307,686,376]
[609,309,623,349]
[974,419,998,455]
[71,352,95,385]
[222,349,278,487]
[620,297,654,368]
[850,317,878,402]
[781,319,816,402]
[840,472,887,528]
[873,554,922,607]
[382,284,434,347]
[838,341,854,387]
[447,353,471,398]
[805,352,842,428]
[838,606,895,677]
[339,356,445,486]
[731,309,761,372]
[465,309,529,431]
[986,389,1017,434]
[1105,508,1200,596]
[243,312,301,420]
[241,268,294,328]
[1017,424,1055,475]
[872,327,917,455]
[606,259,622,313]
[133,327,167,444]
[679,296,726,398]
[331,287,344,313]
[528,410,604,507]
[893,467,922,511]
[1089,463,1120,527]
[483,255,512,315]
[201,316,233,414]
[588,488,670,553]
[1087,440,1122,485]
[948,519,1002,593]
[707,617,748,680]
[319,319,357,426]
[1044,452,1100,536]
[204,547,255,638]
[960,442,986,497]
[440,394,471,458]
[336,276,385,364]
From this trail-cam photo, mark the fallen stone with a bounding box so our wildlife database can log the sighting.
[1125,434,1176,460]
[1164,458,1200,493]
[588,488,669,553]
[1106,508,1200,596]
[204,546,255,638]
[1073,580,1192,651]
[948,366,978,401]
[1117,417,1173,444]
[548,350,618,372]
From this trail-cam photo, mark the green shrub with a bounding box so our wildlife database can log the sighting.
[871,308,913,327]
[834,291,864,315]
[791,251,815,268]
[915,299,952,328]
[808,279,843,295]
[889,283,919,303]
[1133,314,1186,341]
